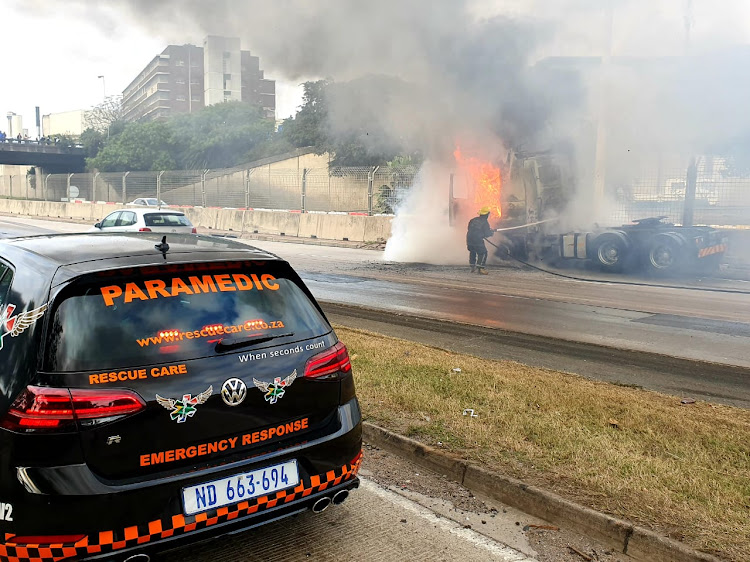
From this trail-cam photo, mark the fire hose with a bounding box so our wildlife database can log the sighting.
[493,218,557,232]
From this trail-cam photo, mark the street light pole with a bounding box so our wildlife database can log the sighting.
[97,75,106,101]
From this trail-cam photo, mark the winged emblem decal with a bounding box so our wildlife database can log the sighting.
[0,302,48,351]
[252,370,297,405]
[156,386,213,423]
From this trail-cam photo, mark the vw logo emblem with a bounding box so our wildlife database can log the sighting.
[221,378,247,407]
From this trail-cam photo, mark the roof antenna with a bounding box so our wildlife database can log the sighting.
[155,235,169,260]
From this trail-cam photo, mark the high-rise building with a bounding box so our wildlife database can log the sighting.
[5,113,24,138]
[122,37,275,122]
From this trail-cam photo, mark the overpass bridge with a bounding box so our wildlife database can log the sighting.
[0,140,86,173]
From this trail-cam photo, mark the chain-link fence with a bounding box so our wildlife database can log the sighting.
[3,156,746,227]
[0,165,422,215]
[608,155,750,227]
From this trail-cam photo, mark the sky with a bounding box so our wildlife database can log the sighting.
[3,0,750,137]
[1,2,308,134]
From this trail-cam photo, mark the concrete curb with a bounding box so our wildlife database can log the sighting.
[362,422,722,562]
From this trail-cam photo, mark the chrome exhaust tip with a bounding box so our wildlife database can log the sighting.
[312,496,332,513]
[332,489,349,505]
[123,555,150,562]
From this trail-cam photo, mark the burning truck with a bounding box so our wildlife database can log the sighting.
[449,149,728,275]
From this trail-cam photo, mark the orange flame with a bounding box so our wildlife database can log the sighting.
[454,146,502,221]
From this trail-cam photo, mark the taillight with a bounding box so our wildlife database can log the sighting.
[1,386,146,432]
[139,227,152,232]
[10,535,86,545]
[191,227,197,233]
[304,341,351,379]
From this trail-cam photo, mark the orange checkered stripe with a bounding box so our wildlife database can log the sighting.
[698,243,727,258]
[0,453,362,562]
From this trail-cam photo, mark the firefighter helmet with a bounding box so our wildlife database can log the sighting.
[478,206,491,216]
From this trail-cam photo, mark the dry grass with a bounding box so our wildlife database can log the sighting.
[337,326,750,561]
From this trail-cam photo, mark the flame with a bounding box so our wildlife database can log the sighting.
[453,146,502,222]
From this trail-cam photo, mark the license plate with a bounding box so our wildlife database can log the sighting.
[182,460,299,515]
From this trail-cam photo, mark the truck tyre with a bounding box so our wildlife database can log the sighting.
[645,233,685,276]
[592,232,630,273]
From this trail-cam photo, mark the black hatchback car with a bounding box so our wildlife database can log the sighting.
[0,233,362,561]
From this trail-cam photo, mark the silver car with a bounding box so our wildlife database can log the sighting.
[91,209,197,233]
[126,198,170,207]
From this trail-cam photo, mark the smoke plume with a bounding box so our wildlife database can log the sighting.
[61,0,750,261]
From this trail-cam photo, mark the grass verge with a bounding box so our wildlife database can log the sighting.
[336,326,750,561]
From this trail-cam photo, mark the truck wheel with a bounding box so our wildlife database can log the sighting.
[593,233,630,272]
[646,234,684,275]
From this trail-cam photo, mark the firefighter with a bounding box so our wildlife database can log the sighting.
[467,206,493,274]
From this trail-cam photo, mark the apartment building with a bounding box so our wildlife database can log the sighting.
[122,37,275,122]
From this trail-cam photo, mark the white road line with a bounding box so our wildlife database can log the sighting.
[360,478,538,562]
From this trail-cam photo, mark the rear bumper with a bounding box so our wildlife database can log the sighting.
[2,400,362,561]
[2,469,361,562]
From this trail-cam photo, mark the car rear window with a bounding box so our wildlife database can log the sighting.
[43,261,331,372]
[144,213,191,227]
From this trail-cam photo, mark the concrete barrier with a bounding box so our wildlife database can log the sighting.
[214,209,246,233]
[0,198,395,244]
[363,216,392,242]
[246,210,300,236]
[183,207,220,230]
[298,213,323,238]
[316,214,366,241]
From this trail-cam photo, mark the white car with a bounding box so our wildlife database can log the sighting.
[126,197,170,207]
[91,209,197,234]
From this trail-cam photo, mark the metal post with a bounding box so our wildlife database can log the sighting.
[93,172,100,203]
[367,166,379,216]
[8,175,12,200]
[301,168,309,213]
[682,157,698,227]
[245,170,252,210]
[157,171,165,205]
[67,173,74,201]
[122,171,130,204]
[201,170,209,207]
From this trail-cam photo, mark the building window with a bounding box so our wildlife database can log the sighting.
[176,79,185,85]
[191,96,201,102]
[224,91,231,96]
[175,60,185,66]
[177,95,186,101]
[223,51,230,59]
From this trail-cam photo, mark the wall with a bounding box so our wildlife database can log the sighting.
[42,110,88,136]
[0,198,393,243]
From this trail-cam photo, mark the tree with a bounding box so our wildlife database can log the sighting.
[80,128,106,159]
[84,96,125,136]
[281,78,417,168]
[170,102,274,169]
[281,80,330,150]
[87,121,177,172]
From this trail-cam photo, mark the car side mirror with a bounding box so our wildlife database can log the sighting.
[94,222,102,229]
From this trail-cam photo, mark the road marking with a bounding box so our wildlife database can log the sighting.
[360,478,538,561]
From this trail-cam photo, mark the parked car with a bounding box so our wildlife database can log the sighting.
[91,209,197,233]
[0,232,362,561]
[126,198,169,207]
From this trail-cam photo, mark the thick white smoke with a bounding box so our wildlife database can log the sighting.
[383,161,467,264]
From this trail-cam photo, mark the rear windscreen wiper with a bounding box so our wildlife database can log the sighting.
[215,332,294,353]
